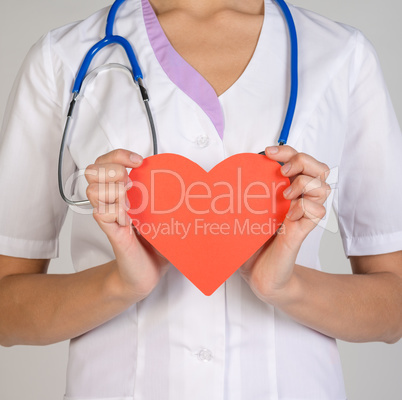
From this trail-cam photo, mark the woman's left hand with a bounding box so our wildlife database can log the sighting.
[239,145,331,305]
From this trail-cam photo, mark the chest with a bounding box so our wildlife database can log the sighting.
[66,1,351,176]
[156,10,264,96]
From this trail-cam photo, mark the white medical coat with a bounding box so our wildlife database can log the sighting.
[0,0,402,399]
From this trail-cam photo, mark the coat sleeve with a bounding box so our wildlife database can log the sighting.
[0,32,74,259]
[333,31,402,257]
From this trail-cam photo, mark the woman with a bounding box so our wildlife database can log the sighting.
[0,0,401,399]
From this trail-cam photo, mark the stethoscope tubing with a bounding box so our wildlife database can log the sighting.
[58,0,298,206]
[274,0,298,146]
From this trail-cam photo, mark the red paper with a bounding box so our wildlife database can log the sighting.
[127,153,290,296]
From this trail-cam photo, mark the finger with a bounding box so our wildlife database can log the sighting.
[280,153,329,182]
[95,149,143,167]
[85,163,132,185]
[86,181,129,208]
[93,197,131,227]
[286,197,327,224]
[264,146,329,181]
[86,149,143,185]
[283,175,331,203]
[264,145,298,164]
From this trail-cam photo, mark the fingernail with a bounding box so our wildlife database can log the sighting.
[281,162,291,174]
[266,146,279,154]
[130,153,143,164]
[286,209,293,219]
[283,186,292,198]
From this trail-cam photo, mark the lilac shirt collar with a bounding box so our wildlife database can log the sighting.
[141,0,225,139]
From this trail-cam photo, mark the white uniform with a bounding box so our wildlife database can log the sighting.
[1,0,401,399]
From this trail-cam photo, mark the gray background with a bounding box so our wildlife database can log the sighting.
[0,0,401,399]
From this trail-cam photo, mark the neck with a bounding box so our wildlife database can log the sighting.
[148,0,264,17]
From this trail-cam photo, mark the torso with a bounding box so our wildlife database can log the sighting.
[58,1,357,397]
[155,8,264,96]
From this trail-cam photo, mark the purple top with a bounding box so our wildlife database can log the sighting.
[141,0,225,139]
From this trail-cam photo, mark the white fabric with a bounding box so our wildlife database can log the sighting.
[0,0,401,399]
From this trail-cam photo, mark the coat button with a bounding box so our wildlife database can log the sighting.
[196,134,210,148]
[197,348,213,362]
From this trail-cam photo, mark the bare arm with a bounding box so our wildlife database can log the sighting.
[271,251,402,344]
[0,150,169,347]
[241,145,402,344]
[0,255,140,347]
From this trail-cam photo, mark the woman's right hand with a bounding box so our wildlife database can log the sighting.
[85,149,169,302]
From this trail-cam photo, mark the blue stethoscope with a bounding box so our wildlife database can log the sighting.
[58,0,298,206]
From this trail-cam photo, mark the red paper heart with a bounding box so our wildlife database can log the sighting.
[127,153,290,296]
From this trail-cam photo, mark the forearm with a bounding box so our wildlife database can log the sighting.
[272,265,402,344]
[0,261,139,347]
